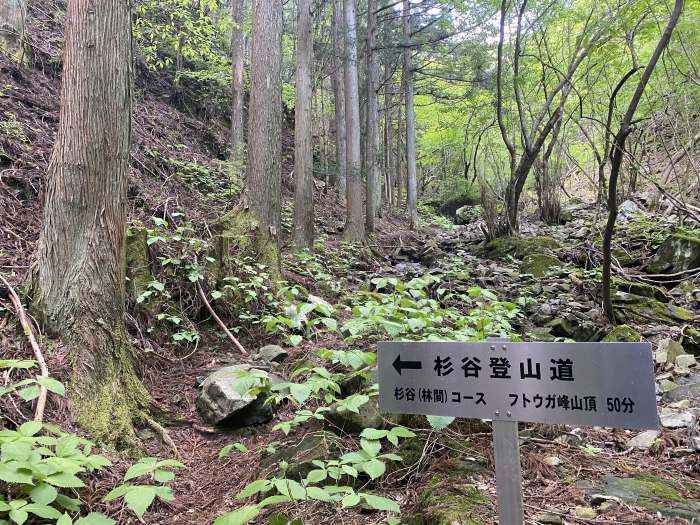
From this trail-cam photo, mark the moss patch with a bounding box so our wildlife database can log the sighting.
[520,253,561,277]
[126,226,153,299]
[647,231,700,274]
[602,324,642,342]
[613,292,693,325]
[485,236,560,260]
[413,472,489,525]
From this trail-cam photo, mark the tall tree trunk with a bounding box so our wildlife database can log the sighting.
[402,0,418,229]
[33,0,147,447]
[343,0,365,241]
[384,66,394,207]
[243,0,283,268]
[331,0,347,197]
[396,89,404,208]
[365,0,379,233]
[293,0,314,248]
[230,0,246,163]
[602,0,684,323]
[0,0,27,64]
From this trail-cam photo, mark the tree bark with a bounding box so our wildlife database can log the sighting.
[384,64,394,207]
[602,0,684,323]
[230,0,246,163]
[343,0,365,241]
[293,0,314,248]
[34,0,147,447]
[365,0,379,233]
[243,0,283,267]
[331,0,347,197]
[402,0,418,229]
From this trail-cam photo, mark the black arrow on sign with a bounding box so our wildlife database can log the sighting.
[392,355,423,375]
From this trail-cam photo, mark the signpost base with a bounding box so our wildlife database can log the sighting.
[493,420,524,525]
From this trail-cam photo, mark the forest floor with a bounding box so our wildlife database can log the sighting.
[1,5,700,522]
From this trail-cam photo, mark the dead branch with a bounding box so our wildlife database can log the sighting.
[0,275,48,422]
[196,281,248,355]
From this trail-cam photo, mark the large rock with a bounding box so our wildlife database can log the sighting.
[663,382,700,403]
[602,325,641,342]
[405,461,489,525]
[259,431,343,481]
[196,365,284,427]
[682,327,700,356]
[647,232,700,274]
[613,292,693,325]
[584,475,700,521]
[484,235,560,261]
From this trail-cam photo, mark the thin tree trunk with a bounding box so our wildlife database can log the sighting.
[293,0,314,248]
[34,0,147,446]
[343,0,364,241]
[602,0,684,323]
[332,0,347,197]
[230,0,246,163]
[384,67,394,207]
[396,89,404,208]
[365,0,379,233]
[402,0,418,229]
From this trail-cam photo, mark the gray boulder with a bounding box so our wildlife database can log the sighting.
[196,365,284,427]
[647,232,700,274]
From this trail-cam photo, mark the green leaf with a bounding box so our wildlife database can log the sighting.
[17,385,40,401]
[124,486,156,517]
[23,503,62,519]
[57,514,73,525]
[426,415,455,431]
[306,486,332,502]
[359,428,387,440]
[8,509,28,525]
[305,469,327,484]
[273,479,306,500]
[154,469,175,483]
[213,506,260,525]
[289,383,311,405]
[362,459,386,480]
[237,479,272,499]
[341,493,361,508]
[124,462,155,481]
[74,513,116,525]
[36,377,65,396]
[45,472,85,488]
[288,335,303,347]
[360,439,381,457]
[361,493,400,512]
[54,495,81,512]
[0,463,33,484]
[28,483,58,505]
[103,484,132,502]
[18,421,42,437]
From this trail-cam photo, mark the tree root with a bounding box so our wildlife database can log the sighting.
[141,412,180,459]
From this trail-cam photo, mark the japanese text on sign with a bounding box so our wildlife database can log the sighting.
[378,342,657,430]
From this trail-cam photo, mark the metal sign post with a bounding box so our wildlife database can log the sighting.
[377,340,658,525]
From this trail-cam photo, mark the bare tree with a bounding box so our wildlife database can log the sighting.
[403,0,418,229]
[343,0,365,241]
[33,0,147,445]
[602,0,684,323]
[293,0,315,248]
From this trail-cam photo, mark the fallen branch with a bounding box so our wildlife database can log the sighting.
[142,413,180,459]
[196,281,248,355]
[0,275,48,422]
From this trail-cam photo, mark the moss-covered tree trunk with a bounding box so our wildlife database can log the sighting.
[33,0,147,448]
[0,0,27,64]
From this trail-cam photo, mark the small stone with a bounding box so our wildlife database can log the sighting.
[656,372,673,381]
[659,408,696,429]
[676,354,697,369]
[590,494,622,507]
[659,379,679,392]
[256,344,288,363]
[627,430,660,449]
[658,339,686,365]
[543,455,561,466]
[656,350,669,365]
[668,400,691,410]
[691,436,700,451]
[308,294,334,312]
[554,433,583,446]
[535,513,563,524]
[574,506,597,519]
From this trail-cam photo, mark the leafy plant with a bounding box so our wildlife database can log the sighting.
[103,457,185,518]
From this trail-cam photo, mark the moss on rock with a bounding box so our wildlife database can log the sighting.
[647,231,700,274]
[613,292,693,325]
[602,324,642,342]
[409,467,489,525]
[520,253,561,277]
[485,236,560,261]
